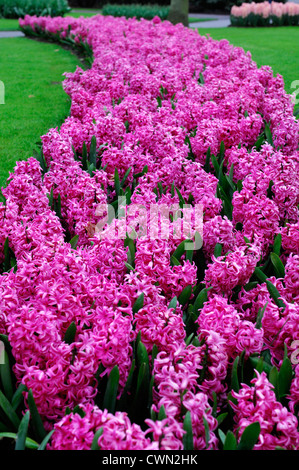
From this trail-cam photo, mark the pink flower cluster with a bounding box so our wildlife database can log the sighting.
[0,13,294,449]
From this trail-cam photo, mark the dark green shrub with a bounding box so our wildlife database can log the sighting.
[0,0,71,18]
[102,3,169,20]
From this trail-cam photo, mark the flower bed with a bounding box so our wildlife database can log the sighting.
[0,14,298,450]
[231,1,299,27]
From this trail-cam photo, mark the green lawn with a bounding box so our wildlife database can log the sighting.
[0,37,81,188]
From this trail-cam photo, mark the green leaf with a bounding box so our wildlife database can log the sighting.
[69,234,79,250]
[132,293,144,314]
[27,389,47,441]
[278,356,293,401]
[0,351,13,402]
[91,427,103,450]
[264,122,273,146]
[120,167,132,188]
[173,239,192,260]
[231,356,240,392]
[82,142,88,170]
[193,287,208,315]
[237,421,260,450]
[214,243,222,258]
[37,430,54,450]
[217,412,228,427]
[102,366,119,414]
[204,147,211,173]
[203,416,210,449]
[270,252,285,278]
[114,168,121,198]
[168,296,178,311]
[0,431,38,450]
[63,321,77,345]
[266,280,286,311]
[223,430,237,450]
[11,384,27,412]
[15,410,30,451]
[256,303,268,329]
[178,285,192,305]
[157,405,167,421]
[269,366,279,397]
[273,233,282,256]
[89,135,97,167]
[0,390,20,430]
[254,267,268,283]
[183,411,193,450]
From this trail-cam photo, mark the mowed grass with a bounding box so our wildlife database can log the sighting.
[0,37,81,188]
[197,26,299,103]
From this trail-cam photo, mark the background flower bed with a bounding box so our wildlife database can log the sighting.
[101,3,169,20]
[0,13,298,451]
[0,0,71,18]
[231,1,299,26]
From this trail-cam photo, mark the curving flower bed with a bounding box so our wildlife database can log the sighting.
[0,14,298,450]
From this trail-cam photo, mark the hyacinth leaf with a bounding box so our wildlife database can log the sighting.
[137,340,149,368]
[214,243,222,258]
[266,280,286,311]
[125,262,134,272]
[91,427,103,450]
[0,431,39,450]
[270,252,285,278]
[175,186,186,209]
[198,72,204,85]
[255,133,265,151]
[211,154,220,175]
[168,296,178,311]
[255,303,268,329]
[15,410,30,451]
[173,239,192,260]
[132,293,144,314]
[120,167,132,188]
[157,405,167,421]
[178,285,192,306]
[193,287,208,315]
[27,389,47,441]
[82,142,88,171]
[0,390,20,431]
[278,356,293,401]
[269,366,279,398]
[273,233,282,256]
[63,321,77,345]
[223,430,237,450]
[11,384,27,412]
[69,234,79,250]
[231,356,240,393]
[102,366,119,414]
[216,412,228,427]
[89,135,97,168]
[267,180,275,200]
[37,430,54,450]
[125,235,136,268]
[204,146,211,173]
[203,416,210,449]
[237,422,261,450]
[0,351,13,403]
[114,168,121,198]
[170,255,181,267]
[264,122,273,147]
[183,411,194,450]
[254,267,268,283]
